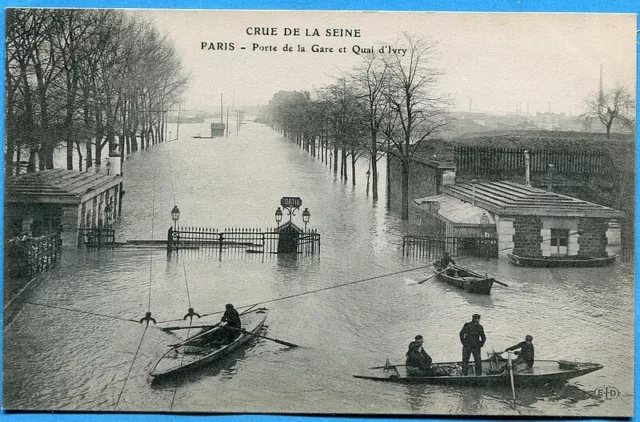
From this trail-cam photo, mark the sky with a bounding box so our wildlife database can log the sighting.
[139,10,636,116]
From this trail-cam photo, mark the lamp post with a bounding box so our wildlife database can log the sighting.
[171,205,180,230]
[302,208,310,231]
[275,207,283,228]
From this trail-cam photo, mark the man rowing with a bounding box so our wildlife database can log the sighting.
[501,335,535,372]
[220,303,242,343]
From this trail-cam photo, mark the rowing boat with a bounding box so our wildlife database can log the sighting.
[353,356,602,386]
[150,307,269,380]
[433,263,496,295]
[507,253,618,268]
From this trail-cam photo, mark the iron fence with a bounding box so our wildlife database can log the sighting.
[403,235,497,260]
[5,233,62,279]
[168,226,320,255]
[78,227,116,247]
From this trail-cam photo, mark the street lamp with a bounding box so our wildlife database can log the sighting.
[171,205,180,230]
[275,207,283,227]
[302,208,310,231]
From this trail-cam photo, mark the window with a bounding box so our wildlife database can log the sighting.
[550,228,569,255]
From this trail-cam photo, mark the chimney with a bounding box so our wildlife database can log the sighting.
[524,150,531,187]
[547,163,555,191]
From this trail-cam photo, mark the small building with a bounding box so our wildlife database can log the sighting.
[414,181,623,259]
[210,122,226,137]
[5,169,123,247]
[388,154,456,212]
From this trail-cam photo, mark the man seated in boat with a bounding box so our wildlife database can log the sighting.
[439,252,457,276]
[220,303,242,343]
[502,335,535,372]
[405,335,433,376]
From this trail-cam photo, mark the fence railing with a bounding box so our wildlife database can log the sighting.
[167,226,320,255]
[5,233,62,280]
[403,235,497,260]
[455,146,611,177]
[78,227,116,247]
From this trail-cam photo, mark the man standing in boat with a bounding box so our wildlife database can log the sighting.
[459,314,486,376]
[220,303,242,343]
[405,335,433,376]
[503,335,535,372]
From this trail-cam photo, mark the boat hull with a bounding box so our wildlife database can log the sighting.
[150,308,269,380]
[433,264,494,295]
[354,359,603,387]
[507,253,618,268]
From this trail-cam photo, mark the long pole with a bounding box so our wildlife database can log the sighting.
[226,106,229,137]
[507,352,517,409]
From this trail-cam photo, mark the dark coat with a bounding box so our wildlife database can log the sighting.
[440,255,456,268]
[221,308,241,328]
[406,340,432,370]
[506,341,535,367]
[459,321,486,348]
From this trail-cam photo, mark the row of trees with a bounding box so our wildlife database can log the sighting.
[5,9,187,176]
[268,34,453,220]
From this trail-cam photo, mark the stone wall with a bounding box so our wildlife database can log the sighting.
[578,218,608,257]
[512,216,543,257]
[388,156,441,213]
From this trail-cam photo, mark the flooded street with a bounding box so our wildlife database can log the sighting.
[3,119,634,416]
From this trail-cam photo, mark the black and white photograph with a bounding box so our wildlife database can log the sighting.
[2,9,635,417]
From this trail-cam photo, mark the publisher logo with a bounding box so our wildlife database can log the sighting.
[594,385,620,400]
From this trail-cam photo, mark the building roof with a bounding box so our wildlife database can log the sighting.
[414,195,495,226]
[5,169,122,205]
[443,181,624,219]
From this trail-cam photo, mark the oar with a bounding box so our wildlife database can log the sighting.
[225,325,299,348]
[507,351,517,409]
[492,279,509,287]
[161,324,219,331]
[417,268,448,284]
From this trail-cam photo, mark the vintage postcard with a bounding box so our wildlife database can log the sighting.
[2,8,635,418]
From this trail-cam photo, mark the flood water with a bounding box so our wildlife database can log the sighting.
[3,118,634,417]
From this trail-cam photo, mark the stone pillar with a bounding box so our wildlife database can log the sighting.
[496,215,515,258]
[540,228,551,256]
[567,231,580,256]
[61,205,80,248]
[606,220,622,256]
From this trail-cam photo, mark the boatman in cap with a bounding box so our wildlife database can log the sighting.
[220,303,242,343]
[439,251,457,276]
[459,314,486,376]
[502,335,535,372]
[405,335,433,376]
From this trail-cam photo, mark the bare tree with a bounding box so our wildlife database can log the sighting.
[381,33,452,219]
[583,85,635,138]
[351,54,390,201]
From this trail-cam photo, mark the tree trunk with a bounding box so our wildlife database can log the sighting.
[351,153,356,186]
[401,158,410,220]
[333,144,339,174]
[371,152,378,202]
